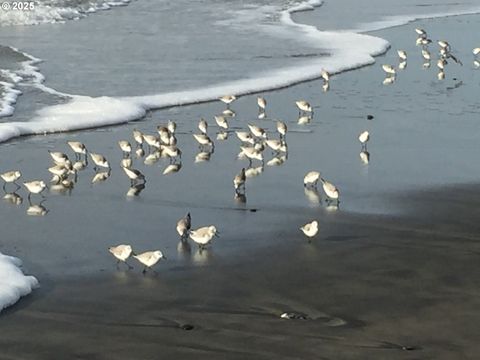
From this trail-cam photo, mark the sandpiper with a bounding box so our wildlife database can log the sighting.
[133,250,166,273]
[90,153,110,170]
[233,168,246,194]
[176,212,191,239]
[300,220,319,239]
[303,171,320,188]
[189,225,218,249]
[109,244,134,269]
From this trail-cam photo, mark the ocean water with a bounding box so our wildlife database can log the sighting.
[1,0,480,310]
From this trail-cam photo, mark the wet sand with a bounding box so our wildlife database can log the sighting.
[2,187,480,359]
[1,11,480,360]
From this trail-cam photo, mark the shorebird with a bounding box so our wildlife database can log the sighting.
[321,178,340,203]
[437,59,446,70]
[240,146,263,164]
[49,151,69,165]
[421,49,431,61]
[121,158,132,169]
[438,40,450,51]
[67,141,87,159]
[321,70,330,83]
[48,163,71,178]
[303,171,320,188]
[233,168,246,194]
[223,109,236,117]
[108,244,133,269]
[90,153,110,170]
[248,124,267,138]
[277,121,287,138]
[176,212,191,239]
[163,162,182,175]
[122,167,145,185]
[133,129,144,146]
[295,100,312,114]
[161,145,182,162]
[219,95,236,107]
[189,225,218,249]
[300,220,318,240]
[133,250,166,273]
[1,170,21,189]
[397,50,407,61]
[118,140,132,156]
[257,97,267,112]
[198,118,208,134]
[415,28,427,37]
[193,133,214,150]
[265,138,287,153]
[167,120,177,134]
[399,61,407,70]
[157,126,170,145]
[235,131,255,145]
[143,134,161,149]
[382,64,396,75]
[358,131,370,148]
[266,155,287,167]
[214,115,229,130]
[23,180,46,199]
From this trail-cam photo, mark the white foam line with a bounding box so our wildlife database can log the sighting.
[0,252,38,314]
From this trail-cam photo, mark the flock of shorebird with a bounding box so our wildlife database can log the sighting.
[0,90,371,272]
[382,28,479,83]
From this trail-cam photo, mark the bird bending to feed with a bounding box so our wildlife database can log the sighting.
[122,167,145,185]
[23,180,46,199]
[109,244,133,269]
[300,220,318,239]
[358,131,370,148]
[49,151,69,165]
[219,95,236,106]
[421,49,431,61]
[295,100,312,114]
[304,171,320,188]
[133,250,166,273]
[214,115,229,130]
[382,64,396,75]
[415,28,427,37]
[257,97,267,111]
[321,178,340,203]
[176,212,191,239]
[240,146,263,164]
[397,50,407,61]
[67,141,87,158]
[189,226,218,249]
[233,168,246,194]
[198,118,208,134]
[235,131,255,145]
[276,121,287,138]
[248,124,267,139]
[118,140,132,155]
[90,153,110,169]
[193,134,214,148]
[133,129,144,145]
[265,139,287,153]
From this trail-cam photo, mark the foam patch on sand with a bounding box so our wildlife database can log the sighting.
[0,252,38,314]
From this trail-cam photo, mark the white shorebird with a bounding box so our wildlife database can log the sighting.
[219,95,236,106]
[300,220,319,240]
[121,158,133,169]
[438,40,450,51]
[358,131,370,148]
[257,97,267,112]
[118,140,132,156]
[399,61,407,70]
[189,225,218,249]
[233,168,246,194]
[67,141,87,158]
[161,145,182,160]
[295,100,312,114]
[397,50,407,61]
[176,212,191,239]
[133,129,144,146]
[133,250,166,273]
[248,124,267,139]
[193,134,214,149]
[122,167,145,185]
[23,180,46,199]
[1,170,21,188]
[265,138,287,153]
[382,64,396,76]
[109,244,133,268]
[223,109,236,117]
[303,171,320,188]
[167,120,177,134]
[421,49,431,61]
[157,126,170,145]
[198,118,208,134]
[90,153,110,170]
[143,134,161,149]
[321,70,330,83]
[214,115,229,130]
[163,163,182,175]
[321,178,340,203]
[48,163,71,178]
[49,151,69,165]
[240,146,263,164]
[415,28,427,37]
[276,121,287,138]
[235,131,255,145]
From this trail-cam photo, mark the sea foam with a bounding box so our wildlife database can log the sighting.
[0,252,38,314]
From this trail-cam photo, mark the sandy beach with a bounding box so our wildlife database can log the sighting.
[1,6,480,360]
